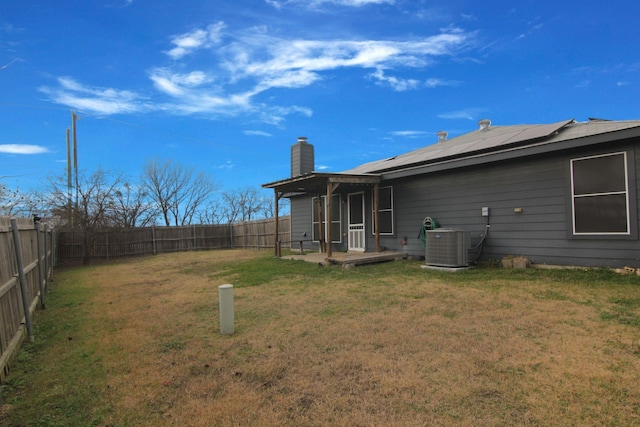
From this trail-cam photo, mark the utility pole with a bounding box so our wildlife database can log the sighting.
[71,110,79,225]
[66,127,72,226]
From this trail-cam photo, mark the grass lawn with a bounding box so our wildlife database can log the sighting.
[2,249,640,426]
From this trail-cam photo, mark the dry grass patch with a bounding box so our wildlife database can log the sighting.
[3,250,640,426]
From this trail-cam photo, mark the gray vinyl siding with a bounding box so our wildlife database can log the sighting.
[290,196,316,250]
[290,196,348,252]
[288,140,640,268]
[378,143,639,268]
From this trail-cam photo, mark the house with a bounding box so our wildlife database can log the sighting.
[262,118,640,268]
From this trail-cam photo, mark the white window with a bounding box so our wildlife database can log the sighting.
[372,186,394,235]
[571,152,630,235]
[311,195,342,243]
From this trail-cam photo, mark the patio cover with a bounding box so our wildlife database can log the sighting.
[262,172,382,258]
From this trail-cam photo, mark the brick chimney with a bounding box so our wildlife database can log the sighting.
[291,136,314,177]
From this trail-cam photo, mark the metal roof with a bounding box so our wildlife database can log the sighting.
[262,118,640,194]
[345,119,640,175]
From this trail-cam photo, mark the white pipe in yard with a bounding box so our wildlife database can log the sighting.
[218,284,235,335]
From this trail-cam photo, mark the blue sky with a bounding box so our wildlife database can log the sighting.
[2,0,639,195]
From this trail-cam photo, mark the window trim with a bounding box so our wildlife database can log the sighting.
[371,185,394,236]
[570,151,631,236]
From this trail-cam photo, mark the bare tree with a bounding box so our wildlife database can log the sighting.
[142,159,217,226]
[108,181,159,228]
[220,191,241,224]
[46,168,122,263]
[0,184,46,218]
[221,187,262,223]
[197,200,224,224]
[0,184,23,216]
[260,193,290,219]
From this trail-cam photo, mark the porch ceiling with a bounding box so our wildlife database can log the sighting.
[262,172,381,196]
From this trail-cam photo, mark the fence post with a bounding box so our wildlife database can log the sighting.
[10,218,35,342]
[152,226,157,255]
[35,222,45,309]
[44,225,51,291]
[193,225,197,250]
[51,228,57,275]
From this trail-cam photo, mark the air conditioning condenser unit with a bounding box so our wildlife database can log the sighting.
[425,229,469,268]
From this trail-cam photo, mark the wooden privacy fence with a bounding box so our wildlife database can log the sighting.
[0,217,55,382]
[56,216,291,263]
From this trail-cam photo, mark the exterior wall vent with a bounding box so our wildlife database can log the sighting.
[291,136,314,177]
[425,229,469,267]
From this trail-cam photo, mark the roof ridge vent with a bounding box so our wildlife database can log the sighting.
[437,130,448,141]
[478,119,491,130]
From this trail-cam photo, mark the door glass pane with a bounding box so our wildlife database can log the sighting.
[350,193,363,224]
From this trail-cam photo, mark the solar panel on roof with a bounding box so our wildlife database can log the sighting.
[343,119,640,175]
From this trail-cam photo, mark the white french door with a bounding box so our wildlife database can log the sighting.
[348,192,365,252]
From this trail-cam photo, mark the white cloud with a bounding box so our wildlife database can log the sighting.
[215,160,235,170]
[39,77,146,115]
[239,33,467,78]
[369,68,420,91]
[255,69,322,91]
[0,144,49,154]
[425,77,461,88]
[390,130,429,138]
[576,79,591,88]
[266,0,394,8]
[41,23,472,124]
[244,130,273,137]
[149,68,211,96]
[438,108,485,121]
[370,72,462,91]
[0,58,20,70]
[255,104,314,126]
[166,22,226,59]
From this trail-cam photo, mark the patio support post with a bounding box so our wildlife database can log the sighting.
[316,196,324,253]
[273,189,279,256]
[325,182,340,258]
[326,182,333,258]
[374,183,380,252]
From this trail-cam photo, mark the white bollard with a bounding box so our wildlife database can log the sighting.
[218,284,235,335]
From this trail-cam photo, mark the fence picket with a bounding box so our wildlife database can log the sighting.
[0,217,55,382]
[56,217,290,264]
